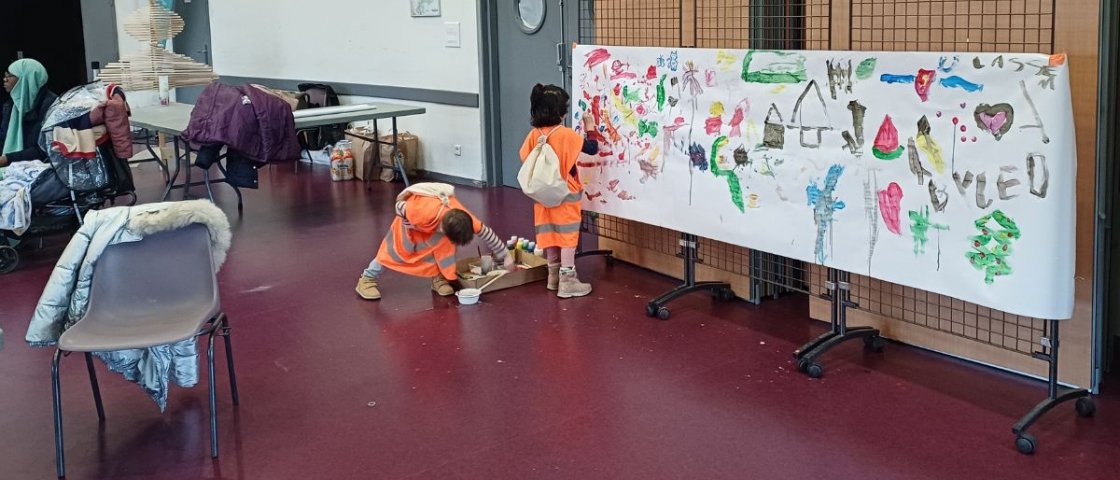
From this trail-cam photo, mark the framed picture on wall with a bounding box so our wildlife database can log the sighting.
[410,0,441,17]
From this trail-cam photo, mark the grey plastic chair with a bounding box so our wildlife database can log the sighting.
[50,223,238,478]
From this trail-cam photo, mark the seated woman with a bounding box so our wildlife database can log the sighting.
[1,59,56,166]
[0,59,67,206]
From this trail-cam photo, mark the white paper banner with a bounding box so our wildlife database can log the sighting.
[573,45,1076,319]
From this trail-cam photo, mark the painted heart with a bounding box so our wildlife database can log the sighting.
[973,103,1015,141]
[877,182,904,235]
[960,102,967,108]
[979,112,1006,133]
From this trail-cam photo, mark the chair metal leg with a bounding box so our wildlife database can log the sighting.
[84,353,105,422]
[207,331,219,458]
[203,169,215,203]
[220,315,240,406]
[51,349,66,478]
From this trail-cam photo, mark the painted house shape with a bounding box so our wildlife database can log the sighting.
[787,80,833,148]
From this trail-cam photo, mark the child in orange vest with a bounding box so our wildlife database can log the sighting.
[519,84,599,298]
[356,183,514,300]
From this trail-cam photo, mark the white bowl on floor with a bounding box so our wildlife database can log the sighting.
[456,288,481,305]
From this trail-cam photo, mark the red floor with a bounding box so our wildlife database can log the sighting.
[1,163,1117,480]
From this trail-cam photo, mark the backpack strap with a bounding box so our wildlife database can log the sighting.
[536,126,560,146]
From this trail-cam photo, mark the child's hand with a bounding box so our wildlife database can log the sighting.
[503,254,517,272]
[581,113,595,132]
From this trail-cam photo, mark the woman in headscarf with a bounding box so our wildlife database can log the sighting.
[0,59,57,167]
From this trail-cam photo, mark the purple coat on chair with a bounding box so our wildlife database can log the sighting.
[181,83,301,164]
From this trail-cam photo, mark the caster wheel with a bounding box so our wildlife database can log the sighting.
[656,307,671,321]
[1076,397,1096,418]
[1015,433,1036,455]
[645,303,657,317]
[863,335,886,353]
[605,256,616,266]
[796,359,809,372]
[0,245,19,275]
[805,362,823,379]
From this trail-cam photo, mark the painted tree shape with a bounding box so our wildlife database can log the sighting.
[965,210,1020,284]
[806,165,846,264]
[908,205,949,255]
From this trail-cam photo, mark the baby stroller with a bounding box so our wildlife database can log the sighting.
[0,83,136,274]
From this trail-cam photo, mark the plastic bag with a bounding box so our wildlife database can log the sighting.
[330,140,355,181]
[37,83,116,192]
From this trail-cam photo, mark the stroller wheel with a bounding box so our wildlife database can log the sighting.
[0,245,19,274]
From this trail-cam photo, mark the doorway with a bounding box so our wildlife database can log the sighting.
[172,0,213,104]
[0,0,89,96]
[490,1,575,187]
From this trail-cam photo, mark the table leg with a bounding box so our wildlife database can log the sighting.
[137,129,170,185]
[392,117,409,187]
[162,137,182,201]
[184,143,193,199]
[368,119,379,191]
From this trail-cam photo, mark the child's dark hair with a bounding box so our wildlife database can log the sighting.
[442,209,475,246]
[530,84,570,128]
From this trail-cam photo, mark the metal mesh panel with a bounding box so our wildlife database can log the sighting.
[575,2,1056,355]
[850,0,1055,53]
[695,0,832,49]
[585,212,681,258]
[579,0,694,267]
[579,0,684,47]
[825,0,1057,355]
[578,1,826,300]
[694,0,828,299]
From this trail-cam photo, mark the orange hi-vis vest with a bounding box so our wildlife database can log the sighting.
[376,193,482,280]
[519,126,584,249]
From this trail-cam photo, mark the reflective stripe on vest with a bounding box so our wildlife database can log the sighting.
[383,232,407,264]
[536,222,582,234]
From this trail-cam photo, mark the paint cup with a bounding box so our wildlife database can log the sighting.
[479,255,494,274]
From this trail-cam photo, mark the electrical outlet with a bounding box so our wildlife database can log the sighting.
[454,144,463,156]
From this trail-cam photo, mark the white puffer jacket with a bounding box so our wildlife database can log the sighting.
[25,200,231,410]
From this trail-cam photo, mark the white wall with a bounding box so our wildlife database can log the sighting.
[209,1,479,95]
[341,95,484,181]
[208,0,485,181]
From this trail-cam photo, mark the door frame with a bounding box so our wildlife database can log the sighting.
[1093,0,1120,389]
[478,0,577,187]
[478,1,502,187]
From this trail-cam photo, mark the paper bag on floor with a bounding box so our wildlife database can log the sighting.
[345,128,377,181]
[378,132,419,182]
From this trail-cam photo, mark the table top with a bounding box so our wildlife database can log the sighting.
[130,102,427,136]
[130,103,195,135]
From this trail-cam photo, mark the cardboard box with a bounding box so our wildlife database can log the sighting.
[455,249,548,293]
